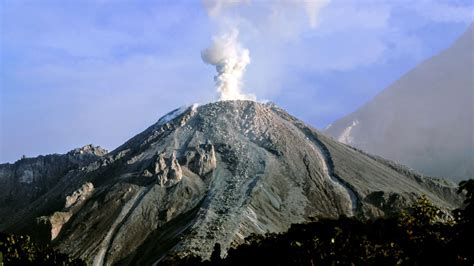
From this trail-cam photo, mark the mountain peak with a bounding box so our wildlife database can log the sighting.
[68,144,108,157]
[1,100,462,264]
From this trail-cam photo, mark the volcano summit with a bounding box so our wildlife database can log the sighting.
[0,100,462,265]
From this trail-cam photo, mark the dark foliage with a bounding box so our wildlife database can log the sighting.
[0,232,85,265]
[163,180,474,266]
[457,179,474,223]
[452,179,474,263]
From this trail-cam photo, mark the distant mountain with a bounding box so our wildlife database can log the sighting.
[0,101,461,265]
[325,24,473,182]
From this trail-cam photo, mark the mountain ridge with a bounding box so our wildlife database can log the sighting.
[0,100,462,265]
[0,144,107,227]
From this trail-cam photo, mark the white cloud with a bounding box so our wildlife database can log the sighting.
[202,0,250,17]
[318,3,391,33]
[416,1,473,23]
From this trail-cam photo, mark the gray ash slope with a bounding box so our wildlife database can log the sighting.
[324,24,473,182]
[1,101,462,265]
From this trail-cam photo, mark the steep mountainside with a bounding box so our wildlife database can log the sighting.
[324,24,473,181]
[1,101,462,265]
[0,145,107,226]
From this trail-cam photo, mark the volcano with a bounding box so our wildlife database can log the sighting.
[324,24,473,182]
[0,100,462,265]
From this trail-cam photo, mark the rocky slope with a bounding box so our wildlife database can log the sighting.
[0,145,107,227]
[0,101,462,265]
[324,24,473,182]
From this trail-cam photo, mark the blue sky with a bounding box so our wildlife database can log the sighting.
[0,0,472,162]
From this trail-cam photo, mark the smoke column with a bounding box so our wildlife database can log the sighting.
[201,30,255,101]
[201,0,330,101]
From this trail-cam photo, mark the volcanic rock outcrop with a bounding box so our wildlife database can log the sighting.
[0,145,106,227]
[0,101,462,265]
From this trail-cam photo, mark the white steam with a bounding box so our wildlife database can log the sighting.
[201,30,255,101]
[201,0,331,101]
[303,0,331,28]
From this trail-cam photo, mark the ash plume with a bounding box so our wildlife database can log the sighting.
[201,0,331,101]
[201,30,255,101]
